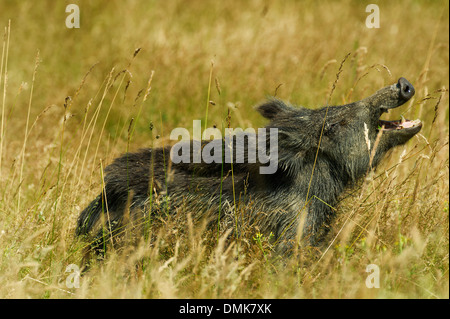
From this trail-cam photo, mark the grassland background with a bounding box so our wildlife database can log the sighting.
[0,0,448,298]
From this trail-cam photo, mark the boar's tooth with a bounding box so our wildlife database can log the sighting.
[401,121,413,128]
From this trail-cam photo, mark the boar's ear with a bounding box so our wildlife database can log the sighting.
[256,99,295,120]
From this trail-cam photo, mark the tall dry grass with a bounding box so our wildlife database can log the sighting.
[0,0,448,298]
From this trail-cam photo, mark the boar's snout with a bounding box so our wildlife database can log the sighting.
[397,77,415,101]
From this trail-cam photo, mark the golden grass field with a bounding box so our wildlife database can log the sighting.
[0,0,448,298]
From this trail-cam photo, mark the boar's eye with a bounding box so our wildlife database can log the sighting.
[324,123,338,136]
[324,119,347,136]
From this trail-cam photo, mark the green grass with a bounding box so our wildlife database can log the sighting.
[0,0,448,298]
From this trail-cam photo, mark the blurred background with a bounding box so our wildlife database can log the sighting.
[1,1,448,137]
[0,0,448,298]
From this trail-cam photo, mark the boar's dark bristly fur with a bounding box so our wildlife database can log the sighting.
[76,77,422,256]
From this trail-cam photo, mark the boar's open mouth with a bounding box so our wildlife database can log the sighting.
[378,118,422,132]
[377,77,422,133]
